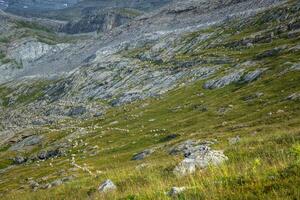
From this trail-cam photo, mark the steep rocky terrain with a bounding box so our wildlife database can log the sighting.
[5,0,172,34]
[0,0,300,199]
[60,7,143,34]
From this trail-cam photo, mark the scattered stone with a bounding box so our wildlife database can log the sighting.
[286,93,300,101]
[291,63,300,71]
[13,155,27,164]
[197,93,204,97]
[28,180,39,189]
[98,179,117,193]
[159,134,179,142]
[109,121,119,125]
[135,163,148,170]
[256,46,285,59]
[228,136,241,145]
[242,92,264,101]
[37,148,64,160]
[67,106,87,117]
[191,104,208,112]
[168,187,186,196]
[132,149,154,160]
[51,179,63,187]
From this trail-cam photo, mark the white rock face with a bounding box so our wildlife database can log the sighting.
[172,141,228,176]
[8,40,68,65]
[98,179,117,193]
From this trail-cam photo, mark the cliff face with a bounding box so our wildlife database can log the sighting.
[60,8,142,34]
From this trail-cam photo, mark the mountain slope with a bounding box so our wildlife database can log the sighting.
[0,0,299,199]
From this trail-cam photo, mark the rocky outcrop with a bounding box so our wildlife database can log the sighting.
[171,140,228,176]
[9,135,42,151]
[98,179,117,193]
[203,71,244,89]
[241,69,265,83]
[13,155,27,164]
[132,149,154,160]
[7,39,68,66]
[61,8,141,34]
[37,148,65,160]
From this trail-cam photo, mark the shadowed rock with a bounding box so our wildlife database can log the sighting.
[13,155,27,164]
[132,149,154,160]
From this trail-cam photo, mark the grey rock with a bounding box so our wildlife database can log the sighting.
[37,148,64,160]
[203,71,243,89]
[9,135,42,151]
[51,179,63,187]
[169,140,216,156]
[169,140,198,155]
[28,180,39,189]
[241,69,264,83]
[228,136,241,145]
[98,179,117,193]
[256,46,285,59]
[173,158,196,176]
[172,140,228,176]
[174,149,228,176]
[132,149,154,160]
[290,63,300,71]
[286,93,300,101]
[168,187,186,196]
[67,106,87,117]
[13,155,27,164]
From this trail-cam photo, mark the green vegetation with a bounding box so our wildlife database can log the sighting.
[0,1,299,199]
[14,21,53,33]
[0,48,299,198]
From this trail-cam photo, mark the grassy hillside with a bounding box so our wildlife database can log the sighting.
[0,0,299,199]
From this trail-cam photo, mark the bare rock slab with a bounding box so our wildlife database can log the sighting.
[98,179,117,193]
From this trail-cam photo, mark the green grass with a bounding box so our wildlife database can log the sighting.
[0,62,299,199]
[0,0,300,199]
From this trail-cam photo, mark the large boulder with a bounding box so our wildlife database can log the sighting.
[98,179,117,193]
[37,148,64,160]
[172,141,228,176]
